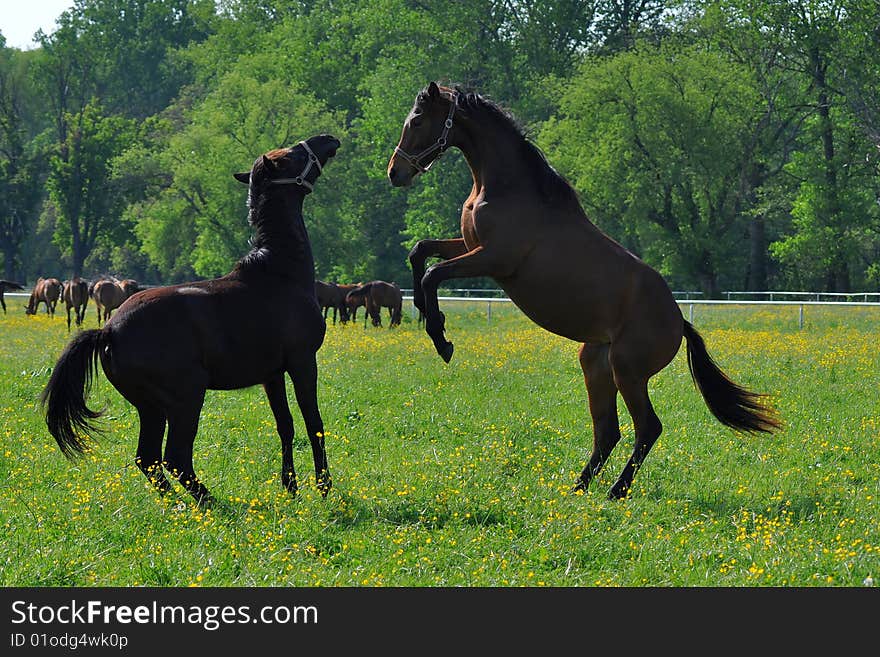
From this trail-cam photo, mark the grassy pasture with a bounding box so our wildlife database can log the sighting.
[1,299,878,586]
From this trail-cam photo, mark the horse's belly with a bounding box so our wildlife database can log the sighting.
[499,283,614,344]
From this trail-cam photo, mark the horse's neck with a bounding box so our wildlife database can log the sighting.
[454,120,531,193]
[241,196,315,284]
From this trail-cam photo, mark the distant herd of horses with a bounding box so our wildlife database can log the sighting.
[4,274,404,332]
[36,83,781,508]
[2,275,141,331]
[315,279,403,327]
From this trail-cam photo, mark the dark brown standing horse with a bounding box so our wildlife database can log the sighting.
[61,278,90,331]
[25,277,62,318]
[315,280,350,325]
[0,280,25,313]
[388,83,781,499]
[346,281,402,327]
[41,134,340,505]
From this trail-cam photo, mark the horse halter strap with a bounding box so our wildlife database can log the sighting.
[394,92,458,174]
[269,140,323,191]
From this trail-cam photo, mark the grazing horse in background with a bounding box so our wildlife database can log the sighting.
[0,280,25,313]
[25,277,62,318]
[62,278,90,331]
[119,279,140,298]
[315,280,350,325]
[388,82,781,499]
[42,134,340,506]
[340,282,364,321]
[91,278,137,326]
[346,281,402,327]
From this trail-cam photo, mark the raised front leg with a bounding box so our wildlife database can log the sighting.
[420,246,511,363]
[289,355,331,497]
[263,375,298,495]
[408,238,468,315]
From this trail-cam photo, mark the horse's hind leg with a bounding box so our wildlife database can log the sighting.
[573,343,622,493]
[289,354,330,496]
[263,375,297,495]
[134,403,172,495]
[163,392,212,505]
[607,348,663,499]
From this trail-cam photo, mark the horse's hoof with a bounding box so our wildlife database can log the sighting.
[607,484,629,500]
[196,493,216,508]
[282,476,298,497]
[571,479,587,494]
[439,342,454,363]
[316,471,332,498]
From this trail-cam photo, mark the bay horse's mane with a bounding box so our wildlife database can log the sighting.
[426,84,580,207]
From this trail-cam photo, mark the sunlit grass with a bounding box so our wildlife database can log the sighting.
[1,301,878,586]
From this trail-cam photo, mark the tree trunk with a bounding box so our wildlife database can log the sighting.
[747,215,767,291]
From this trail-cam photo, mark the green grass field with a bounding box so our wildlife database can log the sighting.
[1,299,878,586]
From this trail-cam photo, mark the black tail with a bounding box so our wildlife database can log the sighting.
[41,329,107,458]
[682,320,782,434]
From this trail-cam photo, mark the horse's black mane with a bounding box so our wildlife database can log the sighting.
[236,155,312,276]
[422,84,579,206]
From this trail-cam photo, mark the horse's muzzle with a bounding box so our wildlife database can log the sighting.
[387,164,414,187]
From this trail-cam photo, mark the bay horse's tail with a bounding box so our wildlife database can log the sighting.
[40,329,108,458]
[682,320,781,433]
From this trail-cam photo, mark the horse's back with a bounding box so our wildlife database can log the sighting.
[103,278,325,391]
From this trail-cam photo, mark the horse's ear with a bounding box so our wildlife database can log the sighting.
[427,81,440,99]
[261,154,275,171]
[233,172,250,184]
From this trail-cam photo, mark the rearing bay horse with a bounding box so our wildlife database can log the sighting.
[388,82,781,499]
[42,135,340,505]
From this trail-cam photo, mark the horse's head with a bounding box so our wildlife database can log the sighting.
[234,135,341,202]
[388,81,458,187]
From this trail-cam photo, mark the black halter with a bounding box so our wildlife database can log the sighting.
[394,91,458,174]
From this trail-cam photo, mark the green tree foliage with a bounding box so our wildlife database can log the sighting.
[541,42,764,296]
[0,44,48,280]
[130,51,346,279]
[45,101,138,276]
[0,0,877,293]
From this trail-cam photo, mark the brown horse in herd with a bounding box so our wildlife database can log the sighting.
[42,135,340,505]
[91,277,139,325]
[342,283,365,320]
[62,278,90,331]
[315,280,351,325]
[388,82,781,499]
[25,277,62,318]
[345,281,402,327]
[0,279,25,313]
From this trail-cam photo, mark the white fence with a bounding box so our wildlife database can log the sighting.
[9,289,879,330]
[402,292,880,329]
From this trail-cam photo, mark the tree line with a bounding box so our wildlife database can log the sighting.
[1,0,878,298]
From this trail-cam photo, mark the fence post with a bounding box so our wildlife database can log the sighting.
[799,304,804,329]
[689,303,694,324]
[487,302,492,322]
